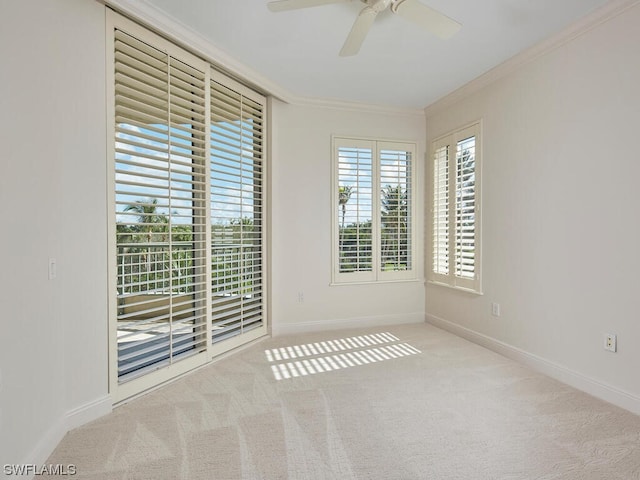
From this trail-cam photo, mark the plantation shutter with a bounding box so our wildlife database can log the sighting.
[379,144,412,274]
[210,73,265,345]
[455,135,476,279]
[333,138,415,283]
[430,123,481,292]
[432,145,449,275]
[335,139,374,281]
[113,28,208,381]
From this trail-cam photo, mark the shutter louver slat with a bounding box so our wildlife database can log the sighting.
[118,336,172,365]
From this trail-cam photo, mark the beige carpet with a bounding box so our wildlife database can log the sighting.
[48,323,640,479]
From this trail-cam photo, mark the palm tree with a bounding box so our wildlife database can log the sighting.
[338,186,354,259]
[381,185,408,268]
[124,198,168,243]
[338,186,353,230]
[381,185,407,224]
[121,199,170,292]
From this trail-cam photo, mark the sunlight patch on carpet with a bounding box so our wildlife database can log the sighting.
[265,333,421,380]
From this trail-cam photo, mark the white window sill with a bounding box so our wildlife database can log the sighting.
[426,279,483,296]
[330,278,423,287]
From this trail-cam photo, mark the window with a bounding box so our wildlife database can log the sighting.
[108,12,267,401]
[332,137,416,283]
[430,122,481,293]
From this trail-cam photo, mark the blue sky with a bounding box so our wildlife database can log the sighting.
[115,120,261,227]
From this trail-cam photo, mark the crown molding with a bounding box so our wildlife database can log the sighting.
[103,0,423,118]
[287,94,425,116]
[424,0,640,118]
[105,0,292,101]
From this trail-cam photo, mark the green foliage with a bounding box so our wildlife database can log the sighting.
[338,220,372,272]
[380,185,409,270]
[338,186,410,273]
[211,217,259,296]
[117,200,261,297]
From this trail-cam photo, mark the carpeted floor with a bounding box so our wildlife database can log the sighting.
[47,323,640,479]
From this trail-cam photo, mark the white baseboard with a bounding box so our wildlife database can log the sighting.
[273,312,424,337]
[23,417,67,478]
[426,313,640,416]
[22,395,112,478]
[65,395,112,431]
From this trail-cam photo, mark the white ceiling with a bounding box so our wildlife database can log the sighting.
[142,0,611,109]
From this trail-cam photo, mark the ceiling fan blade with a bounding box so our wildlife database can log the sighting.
[339,7,378,57]
[393,0,461,39]
[268,0,351,12]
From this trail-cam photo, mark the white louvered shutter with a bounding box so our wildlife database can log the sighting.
[114,29,208,381]
[336,140,374,280]
[432,145,449,275]
[379,145,412,274]
[455,135,476,279]
[333,138,415,283]
[210,75,265,344]
[431,123,481,292]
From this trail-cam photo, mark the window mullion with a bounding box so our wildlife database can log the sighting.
[166,53,174,362]
[373,142,381,279]
[446,139,456,285]
[203,67,213,359]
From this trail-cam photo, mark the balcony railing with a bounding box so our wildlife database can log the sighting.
[116,241,263,378]
[117,242,261,299]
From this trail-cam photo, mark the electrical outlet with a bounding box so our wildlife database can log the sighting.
[297,291,304,303]
[491,302,501,317]
[604,334,617,352]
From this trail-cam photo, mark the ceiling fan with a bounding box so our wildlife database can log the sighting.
[267,0,461,57]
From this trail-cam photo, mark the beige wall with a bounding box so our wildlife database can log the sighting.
[0,0,109,467]
[270,101,426,335]
[425,3,640,407]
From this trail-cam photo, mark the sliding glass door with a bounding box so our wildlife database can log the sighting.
[108,12,267,402]
[210,76,265,351]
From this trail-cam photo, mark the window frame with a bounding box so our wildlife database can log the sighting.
[429,121,482,294]
[331,135,417,285]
